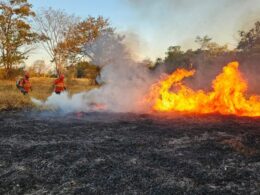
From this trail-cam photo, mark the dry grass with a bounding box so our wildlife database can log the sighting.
[0,77,97,111]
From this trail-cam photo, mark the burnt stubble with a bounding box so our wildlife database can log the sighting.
[0,111,259,194]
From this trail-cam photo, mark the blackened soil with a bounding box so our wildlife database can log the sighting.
[0,111,259,195]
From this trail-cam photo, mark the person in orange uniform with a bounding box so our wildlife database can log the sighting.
[54,74,66,94]
[16,72,32,95]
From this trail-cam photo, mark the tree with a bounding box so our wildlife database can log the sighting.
[142,58,153,69]
[82,31,126,66]
[30,59,46,75]
[34,7,79,73]
[57,16,112,64]
[195,35,229,56]
[164,46,191,71]
[195,35,212,50]
[237,21,260,53]
[0,0,42,77]
[153,58,163,69]
[75,61,100,78]
[206,42,229,56]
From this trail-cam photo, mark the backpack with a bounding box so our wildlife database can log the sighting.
[16,78,22,88]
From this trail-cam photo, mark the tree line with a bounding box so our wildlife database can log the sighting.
[151,22,260,73]
[0,0,112,79]
[1,0,260,80]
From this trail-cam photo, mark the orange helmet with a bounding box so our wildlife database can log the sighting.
[24,72,30,78]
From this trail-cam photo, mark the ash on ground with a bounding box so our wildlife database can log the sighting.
[0,111,259,194]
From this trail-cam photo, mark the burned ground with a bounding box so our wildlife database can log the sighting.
[0,111,259,194]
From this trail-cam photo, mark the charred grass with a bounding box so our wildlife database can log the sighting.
[0,112,259,194]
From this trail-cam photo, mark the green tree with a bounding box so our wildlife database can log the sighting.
[153,58,163,69]
[237,21,260,53]
[66,61,100,79]
[195,35,229,56]
[195,35,212,50]
[164,46,192,71]
[142,58,153,69]
[0,0,42,77]
[57,16,112,65]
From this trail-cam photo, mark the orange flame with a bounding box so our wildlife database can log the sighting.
[146,62,260,117]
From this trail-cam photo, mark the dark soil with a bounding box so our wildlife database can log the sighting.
[0,111,259,194]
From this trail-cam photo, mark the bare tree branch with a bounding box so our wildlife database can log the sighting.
[34,7,79,72]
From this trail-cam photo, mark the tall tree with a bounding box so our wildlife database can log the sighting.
[57,16,112,65]
[237,21,260,53]
[0,0,42,77]
[30,59,46,75]
[34,8,79,73]
[82,31,125,67]
[195,35,229,56]
[164,46,190,70]
[195,35,212,50]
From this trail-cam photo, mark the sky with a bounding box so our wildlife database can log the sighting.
[28,0,260,64]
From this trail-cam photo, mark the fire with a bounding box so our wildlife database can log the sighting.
[146,61,260,117]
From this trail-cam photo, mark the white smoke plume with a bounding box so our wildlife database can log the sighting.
[32,32,160,113]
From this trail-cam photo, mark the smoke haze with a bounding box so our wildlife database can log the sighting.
[126,0,260,57]
[32,33,161,113]
[31,1,260,113]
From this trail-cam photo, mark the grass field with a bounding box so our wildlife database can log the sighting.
[0,77,96,111]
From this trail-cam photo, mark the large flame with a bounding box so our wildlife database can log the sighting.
[146,61,260,117]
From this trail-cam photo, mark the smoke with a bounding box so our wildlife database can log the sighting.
[126,0,260,52]
[125,0,260,94]
[30,1,260,113]
[121,30,149,60]
[32,32,161,113]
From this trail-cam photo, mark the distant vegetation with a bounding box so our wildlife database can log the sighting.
[0,0,107,80]
[151,21,260,73]
[0,0,260,82]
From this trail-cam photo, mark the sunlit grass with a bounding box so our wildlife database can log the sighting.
[0,77,97,111]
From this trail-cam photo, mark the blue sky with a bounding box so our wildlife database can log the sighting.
[28,0,260,64]
[31,0,132,28]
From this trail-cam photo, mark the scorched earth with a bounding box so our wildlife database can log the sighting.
[0,111,259,194]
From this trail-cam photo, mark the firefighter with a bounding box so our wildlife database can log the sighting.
[54,74,66,94]
[16,72,32,95]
